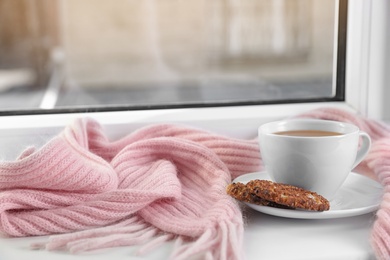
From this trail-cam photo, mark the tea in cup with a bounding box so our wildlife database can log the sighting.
[258,119,371,199]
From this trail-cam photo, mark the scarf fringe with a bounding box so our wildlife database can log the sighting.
[135,233,174,256]
[170,217,244,260]
[31,216,244,260]
[31,216,153,252]
[66,227,158,253]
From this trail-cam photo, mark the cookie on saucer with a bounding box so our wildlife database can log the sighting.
[226,179,330,211]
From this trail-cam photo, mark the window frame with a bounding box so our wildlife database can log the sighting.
[345,0,390,120]
[0,0,386,137]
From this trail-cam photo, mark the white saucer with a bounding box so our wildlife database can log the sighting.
[233,171,383,219]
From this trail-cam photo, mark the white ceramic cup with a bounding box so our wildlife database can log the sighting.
[258,119,371,199]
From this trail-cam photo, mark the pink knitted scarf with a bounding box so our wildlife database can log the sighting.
[0,107,389,259]
[0,117,261,259]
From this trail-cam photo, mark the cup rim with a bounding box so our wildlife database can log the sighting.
[258,118,360,138]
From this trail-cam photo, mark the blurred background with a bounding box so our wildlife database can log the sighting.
[0,0,336,111]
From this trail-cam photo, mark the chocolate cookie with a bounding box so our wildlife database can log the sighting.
[226,180,330,211]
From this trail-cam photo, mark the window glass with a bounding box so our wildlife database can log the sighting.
[0,0,344,113]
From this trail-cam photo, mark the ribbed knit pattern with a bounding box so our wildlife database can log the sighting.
[0,118,261,260]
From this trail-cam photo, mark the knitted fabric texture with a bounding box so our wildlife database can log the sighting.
[1,107,390,259]
[0,118,261,260]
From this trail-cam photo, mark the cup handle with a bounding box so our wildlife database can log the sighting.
[352,131,371,169]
